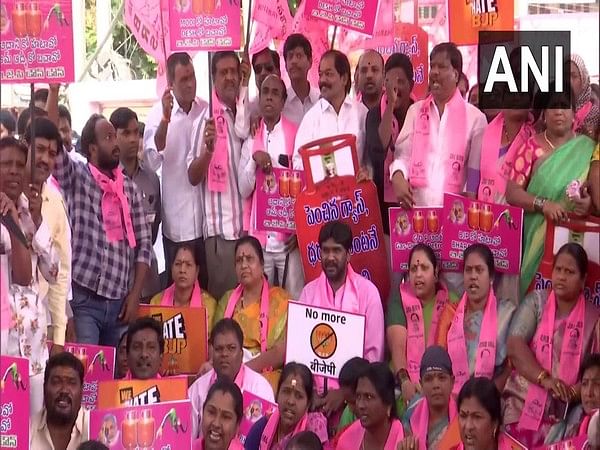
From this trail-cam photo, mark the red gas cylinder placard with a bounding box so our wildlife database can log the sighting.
[294,134,391,303]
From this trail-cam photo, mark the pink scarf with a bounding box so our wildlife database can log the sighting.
[338,418,405,450]
[447,289,498,396]
[479,112,534,203]
[88,163,136,247]
[209,364,247,388]
[410,396,458,450]
[224,279,270,354]
[243,116,298,246]
[409,89,467,191]
[208,91,231,193]
[259,410,308,450]
[160,281,204,307]
[381,91,400,203]
[316,264,361,313]
[401,283,449,383]
[519,291,585,431]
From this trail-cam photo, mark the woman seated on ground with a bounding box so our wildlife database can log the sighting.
[453,377,514,450]
[437,244,516,394]
[503,243,600,448]
[387,244,454,405]
[244,362,328,449]
[150,244,217,328]
[336,362,405,449]
[214,236,289,389]
[194,379,243,450]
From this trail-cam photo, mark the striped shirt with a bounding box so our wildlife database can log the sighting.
[53,150,153,300]
[187,104,244,240]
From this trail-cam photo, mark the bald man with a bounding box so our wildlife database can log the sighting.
[355,49,385,110]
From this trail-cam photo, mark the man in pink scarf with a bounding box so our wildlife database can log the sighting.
[298,221,384,415]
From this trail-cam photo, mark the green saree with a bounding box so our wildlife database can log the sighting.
[519,135,595,294]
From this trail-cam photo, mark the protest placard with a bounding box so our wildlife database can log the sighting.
[441,193,523,274]
[239,392,277,444]
[98,377,188,409]
[90,400,191,449]
[255,168,305,234]
[0,356,28,449]
[0,0,74,83]
[285,301,365,379]
[447,0,514,45]
[389,206,443,272]
[138,305,208,376]
[303,0,379,36]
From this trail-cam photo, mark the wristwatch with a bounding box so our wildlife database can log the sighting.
[533,196,547,213]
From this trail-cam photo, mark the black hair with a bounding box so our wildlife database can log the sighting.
[252,48,281,74]
[44,351,85,387]
[58,105,72,127]
[210,318,244,349]
[109,107,138,131]
[118,331,128,348]
[320,50,352,95]
[283,33,312,61]
[23,117,62,151]
[579,353,600,380]
[358,49,384,70]
[534,84,577,113]
[384,53,414,84]
[173,244,200,267]
[80,113,105,158]
[260,75,288,102]
[0,109,16,134]
[0,136,28,159]
[285,431,323,450]
[408,243,438,273]
[17,106,48,136]
[430,42,463,75]
[33,88,49,105]
[277,362,315,405]
[235,235,265,266]
[318,221,352,251]
[211,51,240,79]
[463,243,495,278]
[76,441,109,450]
[457,377,502,429]
[554,242,588,278]
[355,362,398,419]
[203,378,244,424]
[126,317,165,355]
[339,357,369,388]
[138,121,145,137]
[166,52,193,84]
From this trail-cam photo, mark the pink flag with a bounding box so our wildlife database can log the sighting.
[252,0,294,39]
[338,0,394,52]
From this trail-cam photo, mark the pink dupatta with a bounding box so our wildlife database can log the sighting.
[401,283,449,383]
[259,410,308,450]
[447,290,498,395]
[208,91,231,193]
[519,291,585,431]
[160,281,204,307]
[243,117,298,246]
[88,163,136,247]
[409,89,467,192]
[316,264,361,313]
[479,112,534,203]
[337,418,405,450]
[410,396,458,450]
[224,279,271,354]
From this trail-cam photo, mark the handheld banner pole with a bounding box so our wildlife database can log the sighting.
[330,25,338,50]
[29,82,36,184]
[208,52,213,118]
[245,0,253,51]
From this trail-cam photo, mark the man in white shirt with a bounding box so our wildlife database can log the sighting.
[390,42,487,209]
[144,52,208,288]
[189,319,274,439]
[29,352,89,449]
[238,74,304,299]
[234,48,281,139]
[293,50,368,170]
[354,49,385,111]
[282,33,321,125]
[187,51,245,299]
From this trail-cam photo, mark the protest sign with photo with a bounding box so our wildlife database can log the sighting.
[97,377,188,409]
[255,168,305,234]
[0,355,29,449]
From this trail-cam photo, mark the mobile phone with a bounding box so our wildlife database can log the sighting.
[278,154,290,168]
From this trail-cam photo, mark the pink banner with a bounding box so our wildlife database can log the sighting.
[0,356,29,449]
[90,400,192,449]
[532,434,588,450]
[0,0,74,84]
[239,392,277,444]
[168,0,241,51]
[441,193,523,274]
[303,0,379,36]
[255,168,305,233]
[388,206,443,272]
[338,0,393,52]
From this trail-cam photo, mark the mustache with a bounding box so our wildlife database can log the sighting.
[319,83,332,90]
[55,393,72,405]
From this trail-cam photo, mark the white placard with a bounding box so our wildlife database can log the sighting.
[285,301,366,379]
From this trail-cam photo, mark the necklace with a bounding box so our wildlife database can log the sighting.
[543,130,556,150]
